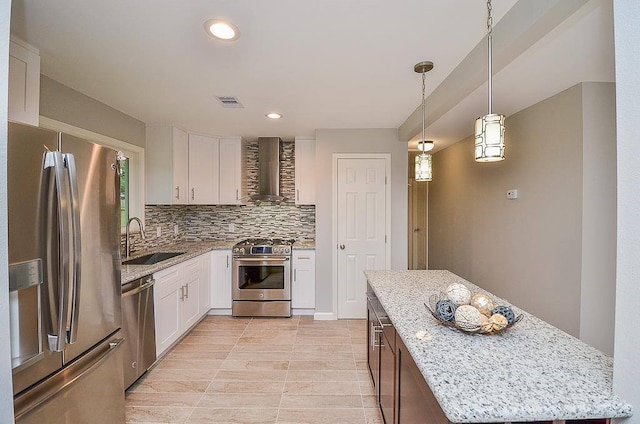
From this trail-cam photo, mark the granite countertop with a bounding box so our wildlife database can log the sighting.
[293,239,315,249]
[121,238,315,283]
[364,270,632,423]
[121,241,233,284]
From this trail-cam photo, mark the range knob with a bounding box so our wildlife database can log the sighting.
[284,247,291,254]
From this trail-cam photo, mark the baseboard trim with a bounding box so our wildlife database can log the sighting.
[292,309,315,316]
[313,312,337,321]
[207,309,232,316]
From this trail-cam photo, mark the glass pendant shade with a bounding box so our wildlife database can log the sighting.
[418,140,434,152]
[415,153,432,181]
[475,113,505,162]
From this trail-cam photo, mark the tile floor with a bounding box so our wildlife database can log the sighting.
[125,316,384,424]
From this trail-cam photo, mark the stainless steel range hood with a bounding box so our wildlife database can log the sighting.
[250,137,287,203]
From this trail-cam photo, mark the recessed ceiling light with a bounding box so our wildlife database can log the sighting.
[266,112,282,119]
[204,19,240,41]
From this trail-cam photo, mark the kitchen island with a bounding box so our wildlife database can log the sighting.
[364,270,632,423]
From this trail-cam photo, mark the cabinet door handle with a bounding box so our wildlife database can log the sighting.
[226,255,229,268]
[296,189,300,201]
[175,186,180,200]
[185,283,189,299]
[191,188,195,200]
[339,244,345,250]
[179,285,185,301]
[371,323,382,350]
[236,188,239,201]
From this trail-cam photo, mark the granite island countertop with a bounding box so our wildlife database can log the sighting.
[121,241,234,284]
[364,270,632,423]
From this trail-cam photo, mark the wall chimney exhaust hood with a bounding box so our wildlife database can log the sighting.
[250,137,287,203]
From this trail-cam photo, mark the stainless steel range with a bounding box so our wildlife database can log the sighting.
[232,238,294,317]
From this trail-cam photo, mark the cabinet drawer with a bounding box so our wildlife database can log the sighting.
[154,267,180,299]
[182,257,200,277]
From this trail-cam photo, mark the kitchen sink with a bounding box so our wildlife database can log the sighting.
[122,252,186,266]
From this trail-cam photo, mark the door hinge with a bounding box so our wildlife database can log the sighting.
[385,235,387,243]
[385,176,387,185]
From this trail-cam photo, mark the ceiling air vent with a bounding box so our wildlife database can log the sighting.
[215,96,244,108]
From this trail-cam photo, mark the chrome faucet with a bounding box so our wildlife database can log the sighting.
[125,217,146,258]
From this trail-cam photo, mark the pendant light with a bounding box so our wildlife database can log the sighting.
[475,0,505,162]
[414,61,434,182]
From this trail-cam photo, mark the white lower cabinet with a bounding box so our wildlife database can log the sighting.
[154,266,181,357]
[154,253,211,357]
[210,250,232,310]
[180,258,202,330]
[198,253,211,315]
[292,250,316,309]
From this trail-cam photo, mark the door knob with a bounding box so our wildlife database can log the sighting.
[339,244,345,250]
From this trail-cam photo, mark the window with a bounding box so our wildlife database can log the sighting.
[120,157,130,227]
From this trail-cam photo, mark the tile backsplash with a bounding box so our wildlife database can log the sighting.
[123,140,315,255]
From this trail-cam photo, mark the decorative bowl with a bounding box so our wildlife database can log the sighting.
[425,292,523,335]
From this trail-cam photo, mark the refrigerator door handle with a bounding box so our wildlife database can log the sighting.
[42,151,72,352]
[64,153,82,344]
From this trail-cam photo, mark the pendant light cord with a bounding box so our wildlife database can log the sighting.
[421,71,426,149]
[487,0,493,115]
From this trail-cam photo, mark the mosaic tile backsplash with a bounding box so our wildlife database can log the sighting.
[122,140,316,255]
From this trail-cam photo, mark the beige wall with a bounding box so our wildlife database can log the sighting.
[315,129,408,315]
[429,83,617,354]
[39,75,146,147]
[580,82,616,354]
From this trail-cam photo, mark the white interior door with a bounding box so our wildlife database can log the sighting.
[336,158,387,318]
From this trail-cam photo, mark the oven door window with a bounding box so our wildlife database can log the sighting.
[238,265,285,290]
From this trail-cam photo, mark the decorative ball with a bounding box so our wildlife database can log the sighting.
[454,305,484,331]
[445,283,471,306]
[480,315,493,333]
[492,305,516,325]
[489,313,509,332]
[470,293,496,317]
[435,300,457,322]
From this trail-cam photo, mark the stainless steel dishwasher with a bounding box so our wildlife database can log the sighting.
[121,275,156,390]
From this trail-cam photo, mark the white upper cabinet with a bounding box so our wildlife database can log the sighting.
[188,133,220,204]
[219,137,245,204]
[295,137,316,205]
[146,126,189,204]
[8,37,40,126]
[146,129,245,205]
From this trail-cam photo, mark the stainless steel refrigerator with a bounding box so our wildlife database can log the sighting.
[8,121,126,423]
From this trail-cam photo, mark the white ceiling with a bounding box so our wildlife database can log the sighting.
[10,0,613,149]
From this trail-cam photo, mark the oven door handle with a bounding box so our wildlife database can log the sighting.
[234,256,290,263]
